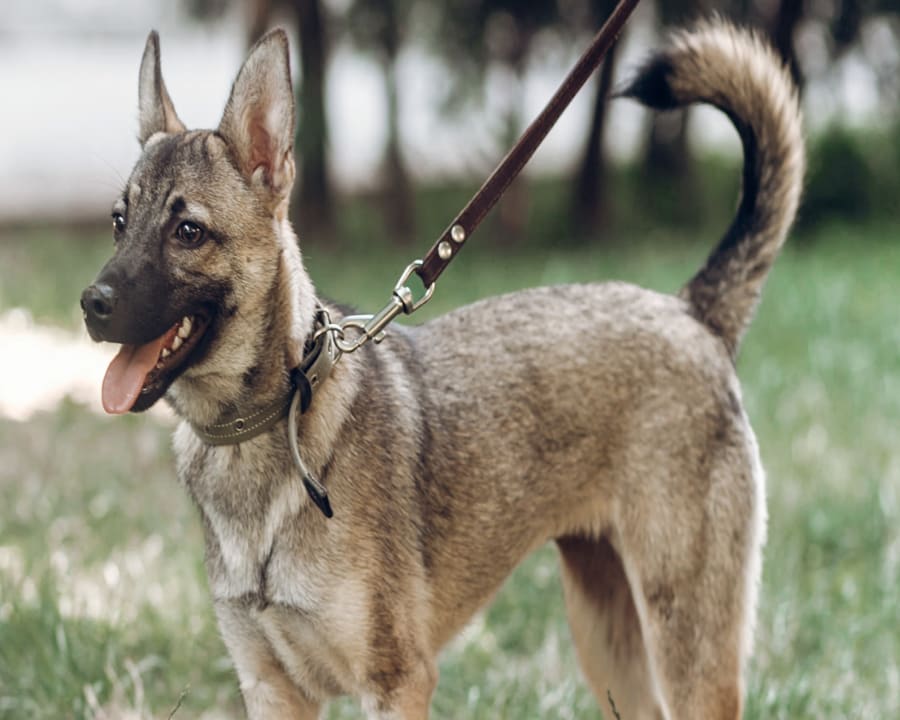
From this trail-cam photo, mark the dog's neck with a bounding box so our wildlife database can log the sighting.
[166,219,319,429]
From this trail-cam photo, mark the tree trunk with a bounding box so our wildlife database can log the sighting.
[646,109,689,177]
[572,39,619,239]
[771,0,805,88]
[642,108,698,224]
[292,0,335,240]
[379,0,416,244]
[641,0,701,220]
[246,0,272,46]
[496,28,534,247]
[831,0,862,53]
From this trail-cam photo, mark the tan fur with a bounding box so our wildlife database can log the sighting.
[664,21,805,356]
[88,20,804,719]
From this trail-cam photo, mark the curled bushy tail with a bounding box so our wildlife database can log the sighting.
[623,19,805,357]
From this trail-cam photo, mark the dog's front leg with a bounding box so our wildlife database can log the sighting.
[216,603,321,720]
[361,658,438,720]
[240,672,320,720]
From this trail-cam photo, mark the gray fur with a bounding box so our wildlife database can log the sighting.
[89,20,803,720]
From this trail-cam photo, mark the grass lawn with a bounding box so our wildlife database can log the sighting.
[1,218,898,718]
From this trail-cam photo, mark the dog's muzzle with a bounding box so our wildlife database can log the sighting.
[81,255,177,345]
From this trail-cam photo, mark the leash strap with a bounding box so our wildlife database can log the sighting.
[292,318,339,414]
[288,385,334,519]
[416,0,641,288]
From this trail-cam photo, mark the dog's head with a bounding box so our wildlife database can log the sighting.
[82,30,297,414]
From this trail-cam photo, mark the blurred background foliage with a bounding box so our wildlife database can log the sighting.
[185,0,899,247]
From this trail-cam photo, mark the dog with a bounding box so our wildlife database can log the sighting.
[81,18,803,720]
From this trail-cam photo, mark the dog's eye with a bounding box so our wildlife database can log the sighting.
[175,221,206,248]
[112,213,126,236]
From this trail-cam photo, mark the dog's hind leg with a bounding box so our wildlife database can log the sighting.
[557,535,666,720]
[613,453,764,720]
[618,540,750,720]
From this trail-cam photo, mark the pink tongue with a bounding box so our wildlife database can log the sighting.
[101,335,168,414]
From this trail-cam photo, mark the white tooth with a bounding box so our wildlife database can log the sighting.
[172,335,183,351]
[156,362,163,369]
[178,317,192,339]
[161,348,171,358]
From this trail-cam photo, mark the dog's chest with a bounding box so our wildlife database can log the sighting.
[175,427,372,693]
[243,572,373,698]
[174,426,310,595]
[204,477,308,599]
[214,530,373,698]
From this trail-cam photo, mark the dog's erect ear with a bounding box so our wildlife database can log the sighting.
[218,29,296,203]
[138,31,186,145]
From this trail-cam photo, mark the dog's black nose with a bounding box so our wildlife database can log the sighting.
[81,283,116,321]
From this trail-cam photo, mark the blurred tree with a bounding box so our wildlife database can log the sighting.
[187,0,336,240]
[432,1,564,243]
[753,0,897,94]
[182,0,900,243]
[570,0,622,239]
[291,0,335,240]
[343,0,416,243]
[770,0,805,87]
[246,0,274,46]
[639,0,709,225]
[184,0,231,22]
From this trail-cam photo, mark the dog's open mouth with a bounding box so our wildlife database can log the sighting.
[102,314,209,414]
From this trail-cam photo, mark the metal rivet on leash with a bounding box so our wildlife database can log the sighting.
[438,241,453,260]
[450,224,466,244]
[234,418,245,430]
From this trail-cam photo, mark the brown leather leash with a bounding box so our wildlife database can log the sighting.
[416,0,642,288]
